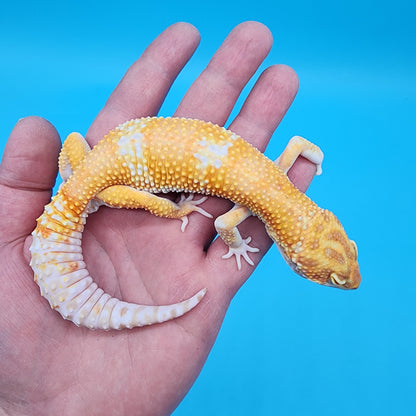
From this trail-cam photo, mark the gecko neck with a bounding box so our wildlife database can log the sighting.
[219,157,320,247]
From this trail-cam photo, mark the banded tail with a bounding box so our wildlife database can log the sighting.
[30,197,206,330]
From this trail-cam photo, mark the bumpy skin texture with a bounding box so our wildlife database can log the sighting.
[30,116,361,330]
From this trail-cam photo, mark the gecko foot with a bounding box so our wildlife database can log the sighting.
[221,236,260,270]
[178,194,213,232]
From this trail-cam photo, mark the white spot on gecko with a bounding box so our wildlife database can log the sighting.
[118,132,144,159]
[54,200,64,212]
[128,162,136,177]
[194,141,233,169]
[292,241,303,253]
[118,132,145,178]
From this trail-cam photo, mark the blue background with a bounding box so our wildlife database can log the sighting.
[1,1,415,414]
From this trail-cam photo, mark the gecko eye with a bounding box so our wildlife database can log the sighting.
[330,272,347,286]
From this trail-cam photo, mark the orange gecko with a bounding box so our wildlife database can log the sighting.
[30,117,361,330]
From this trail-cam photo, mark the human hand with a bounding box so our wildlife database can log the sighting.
[0,22,316,415]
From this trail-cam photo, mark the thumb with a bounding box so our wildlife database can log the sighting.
[0,116,61,241]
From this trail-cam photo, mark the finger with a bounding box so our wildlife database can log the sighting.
[227,64,299,150]
[229,64,315,191]
[86,22,201,145]
[0,117,61,240]
[175,21,273,124]
[229,64,316,189]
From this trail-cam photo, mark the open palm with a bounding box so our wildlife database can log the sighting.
[0,22,316,415]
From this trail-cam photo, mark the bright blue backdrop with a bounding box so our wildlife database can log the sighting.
[1,1,415,415]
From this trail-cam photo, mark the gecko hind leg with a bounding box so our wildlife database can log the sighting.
[58,132,105,213]
[91,186,212,231]
[59,132,92,182]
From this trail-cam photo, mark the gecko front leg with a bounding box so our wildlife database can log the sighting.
[214,135,324,269]
[214,205,259,270]
[275,135,324,175]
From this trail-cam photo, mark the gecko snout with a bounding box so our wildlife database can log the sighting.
[325,236,361,290]
[330,266,361,289]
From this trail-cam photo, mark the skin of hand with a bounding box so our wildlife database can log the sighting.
[0,22,316,416]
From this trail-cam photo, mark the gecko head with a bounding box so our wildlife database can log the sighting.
[267,211,361,290]
[299,212,361,290]
[326,238,361,290]
[293,237,361,290]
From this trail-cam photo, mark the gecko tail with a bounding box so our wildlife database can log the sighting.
[66,285,207,330]
[29,207,207,330]
[33,261,207,330]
